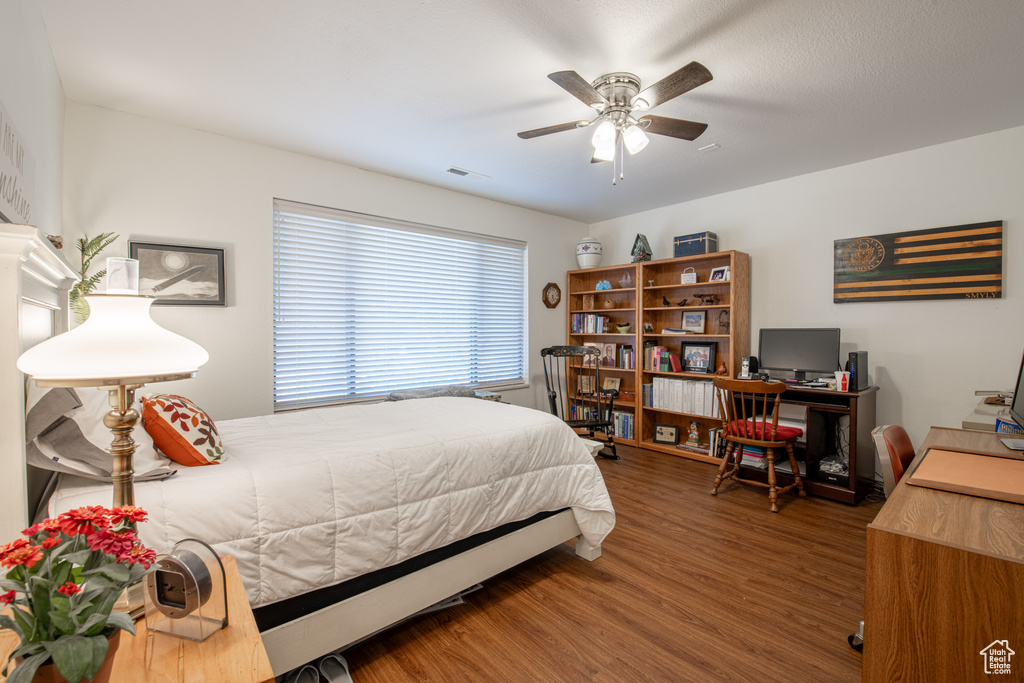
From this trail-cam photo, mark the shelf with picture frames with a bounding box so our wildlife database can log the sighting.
[638,251,749,462]
[565,252,749,459]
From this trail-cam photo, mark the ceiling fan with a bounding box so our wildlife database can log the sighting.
[517,62,712,181]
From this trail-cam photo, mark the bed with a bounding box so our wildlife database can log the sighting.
[2,226,616,676]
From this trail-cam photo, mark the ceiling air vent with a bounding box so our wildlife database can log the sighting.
[445,166,490,182]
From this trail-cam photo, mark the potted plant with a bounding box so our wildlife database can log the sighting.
[68,233,118,323]
[0,506,157,682]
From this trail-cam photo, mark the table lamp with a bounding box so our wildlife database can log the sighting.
[17,258,208,508]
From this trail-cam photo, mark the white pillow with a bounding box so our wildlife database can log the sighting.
[25,383,176,482]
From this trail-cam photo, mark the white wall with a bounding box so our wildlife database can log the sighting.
[590,125,1024,449]
[62,103,586,420]
[0,0,64,231]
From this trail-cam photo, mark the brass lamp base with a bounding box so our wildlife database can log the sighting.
[104,384,143,509]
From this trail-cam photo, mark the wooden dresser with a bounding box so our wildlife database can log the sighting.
[863,427,1024,681]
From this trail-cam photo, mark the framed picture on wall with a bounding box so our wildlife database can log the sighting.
[128,242,225,306]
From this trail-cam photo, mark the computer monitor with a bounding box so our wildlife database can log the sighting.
[1003,347,1024,450]
[758,328,841,382]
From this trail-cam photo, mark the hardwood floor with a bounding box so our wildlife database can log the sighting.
[343,445,882,682]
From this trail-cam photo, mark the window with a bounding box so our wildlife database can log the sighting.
[272,199,528,410]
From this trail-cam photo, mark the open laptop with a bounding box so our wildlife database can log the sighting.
[1001,347,1024,451]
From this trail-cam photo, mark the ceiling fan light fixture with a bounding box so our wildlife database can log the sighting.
[591,120,616,149]
[622,125,649,155]
[593,141,616,162]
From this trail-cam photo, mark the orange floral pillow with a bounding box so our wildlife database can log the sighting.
[141,394,225,466]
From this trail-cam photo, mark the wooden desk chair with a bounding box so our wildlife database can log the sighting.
[540,345,619,459]
[850,424,917,652]
[870,424,916,497]
[710,377,806,512]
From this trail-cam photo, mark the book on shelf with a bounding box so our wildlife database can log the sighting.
[661,328,690,335]
[649,378,722,417]
[675,442,710,456]
[668,352,682,372]
[708,427,727,459]
[611,410,634,440]
[570,313,613,334]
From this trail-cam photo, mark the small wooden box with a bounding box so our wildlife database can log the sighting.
[673,232,718,257]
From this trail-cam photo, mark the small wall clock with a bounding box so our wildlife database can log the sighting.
[542,282,561,308]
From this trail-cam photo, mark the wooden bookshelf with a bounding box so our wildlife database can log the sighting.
[566,263,640,445]
[566,252,750,460]
[637,251,750,461]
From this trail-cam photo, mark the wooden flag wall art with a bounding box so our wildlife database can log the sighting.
[833,220,1003,303]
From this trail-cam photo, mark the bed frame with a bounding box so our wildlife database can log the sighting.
[1,226,603,676]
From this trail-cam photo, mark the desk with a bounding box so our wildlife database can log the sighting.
[863,427,1024,682]
[739,385,877,503]
[1,555,274,682]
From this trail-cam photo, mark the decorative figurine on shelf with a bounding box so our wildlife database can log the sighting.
[694,292,719,305]
[630,234,652,262]
[686,421,700,446]
[618,271,632,289]
[716,360,728,375]
[717,310,730,333]
[676,299,688,307]
[662,296,671,307]
[595,280,612,290]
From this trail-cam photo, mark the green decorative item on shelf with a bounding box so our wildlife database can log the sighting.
[630,234,652,262]
[69,233,118,323]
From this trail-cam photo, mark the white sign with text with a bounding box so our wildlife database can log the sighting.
[0,100,35,224]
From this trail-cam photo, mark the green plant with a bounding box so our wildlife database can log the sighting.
[0,506,156,683]
[69,233,118,323]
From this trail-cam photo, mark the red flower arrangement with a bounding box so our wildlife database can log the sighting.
[0,506,157,683]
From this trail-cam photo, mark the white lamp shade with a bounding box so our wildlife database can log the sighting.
[593,142,616,162]
[622,125,649,155]
[17,295,209,386]
[590,120,616,149]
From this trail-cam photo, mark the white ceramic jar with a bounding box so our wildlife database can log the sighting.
[576,237,603,268]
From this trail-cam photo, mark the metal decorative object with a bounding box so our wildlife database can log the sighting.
[833,220,1003,303]
[145,539,228,642]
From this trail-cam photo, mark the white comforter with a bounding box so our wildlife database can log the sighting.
[48,398,616,608]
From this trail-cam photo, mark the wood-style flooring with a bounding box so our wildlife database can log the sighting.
[344,444,882,682]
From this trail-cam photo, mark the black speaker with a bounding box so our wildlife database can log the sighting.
[739,356,759,379]
[847,351,869,390]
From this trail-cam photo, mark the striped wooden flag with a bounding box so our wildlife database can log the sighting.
[834,221,1003,303]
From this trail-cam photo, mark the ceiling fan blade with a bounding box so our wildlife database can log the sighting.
[639,115,708,141]
[517,121,587,139]
[548,71,608,108]
[635,61,712,109]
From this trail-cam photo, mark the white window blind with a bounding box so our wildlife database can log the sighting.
[272,199,528,410]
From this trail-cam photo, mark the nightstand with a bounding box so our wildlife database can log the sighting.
[1,555,273,682]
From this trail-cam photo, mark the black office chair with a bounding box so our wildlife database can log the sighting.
[540,345,619,459]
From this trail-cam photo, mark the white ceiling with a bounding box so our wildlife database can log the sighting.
[37,0,1024,225]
